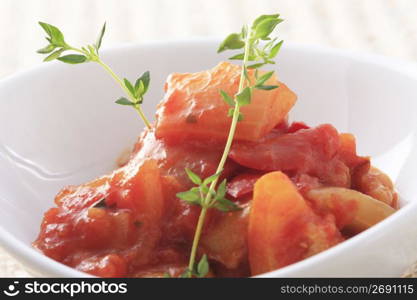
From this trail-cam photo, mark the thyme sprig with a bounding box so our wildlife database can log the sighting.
[219,14,284,69]
[177,169,240,212]
[37,22,152,129]
[177,13,284,277]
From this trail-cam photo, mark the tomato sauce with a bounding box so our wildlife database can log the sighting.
[33,62,394,277]
[34,122,367,277]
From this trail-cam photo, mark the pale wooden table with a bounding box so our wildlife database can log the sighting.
[1,0,417,277]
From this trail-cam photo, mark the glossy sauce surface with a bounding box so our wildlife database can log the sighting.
[34,121,375,277]
[33,62,396,277]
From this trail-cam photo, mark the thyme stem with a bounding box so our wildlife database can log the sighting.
[96,59,152,129]
[186,26,252,275]
[71,47,153,129]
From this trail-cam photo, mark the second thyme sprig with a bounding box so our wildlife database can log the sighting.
[177,13,284,277]
[37,22,152,129]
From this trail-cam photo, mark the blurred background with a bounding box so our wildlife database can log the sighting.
[1,0,417,79]
[0,0,416,277]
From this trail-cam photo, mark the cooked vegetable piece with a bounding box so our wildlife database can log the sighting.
[230,124,339,172]
[353,166,397,208]
[306,187,396,233]
[155,61,297,143]
[107,159,164,222]
[200,206,250,269]
[106,159,165,267]
[248,171,343,275]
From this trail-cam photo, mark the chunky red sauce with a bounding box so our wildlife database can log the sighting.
[33,62,396,277]
[33,121,370,277]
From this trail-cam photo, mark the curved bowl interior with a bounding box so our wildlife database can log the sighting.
[0,40,417,277]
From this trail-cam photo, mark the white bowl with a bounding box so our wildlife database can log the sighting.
[0,39,417,277]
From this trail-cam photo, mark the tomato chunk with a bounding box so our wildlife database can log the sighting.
[34,159,165,274]
[230,124,352,188]
[287,121,310,133]
[155,61,297,143]
[230,124,340,172]
[201,206,250,270]
[248,171,343,275]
